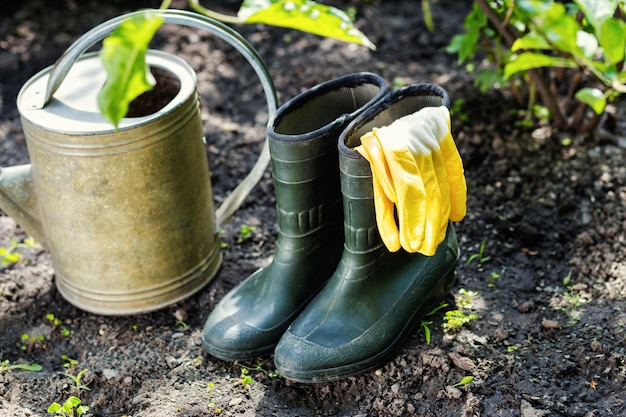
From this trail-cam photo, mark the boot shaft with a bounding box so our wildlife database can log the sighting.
[339,84,450,252]
[267,73,388,238]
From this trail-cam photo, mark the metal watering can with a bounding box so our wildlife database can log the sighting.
[0,10,277,315]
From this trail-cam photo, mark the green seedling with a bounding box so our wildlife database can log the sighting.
[20,333,45,352]
[419,302,449,344]
[507,345,520,353]
[442,309,478,331]
[0,359,42,373]
[487,271,501,288]
[453,375,474,387]
[176,320,188,329]
[442,289,479,331]
[560,271,582,326]
[466,238,490,267]
[47,396,89,417]
[62,355,78,374]
[237,224,256,244]
[218,229,229,249]
[66,369,91,394]
[47,313,71,337]
[46,313,62,328]
[235,360,281,386]
[207,382,222,414]
[0,237,39,266]
[456,288,478,310]
[239,367,254,387]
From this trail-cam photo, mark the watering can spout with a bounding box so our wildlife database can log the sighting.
[0,165,45,244]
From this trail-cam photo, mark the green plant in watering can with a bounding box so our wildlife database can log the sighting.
[98,0,375,127]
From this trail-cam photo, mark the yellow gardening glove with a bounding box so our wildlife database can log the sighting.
[355,106,466,256]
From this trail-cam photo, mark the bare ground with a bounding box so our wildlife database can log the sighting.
[1,1,625,416]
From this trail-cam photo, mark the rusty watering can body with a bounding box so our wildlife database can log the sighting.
[0,10,277,315]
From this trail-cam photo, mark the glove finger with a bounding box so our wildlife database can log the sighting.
[372,168,401,252]
[413,151,441,256]
[357,131,397,203]
[439,130,467,222]
[356,139,401,251]
[431,145,452,238]
[385,147,428,254]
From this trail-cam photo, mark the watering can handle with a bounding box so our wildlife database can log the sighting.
[42,9,277,228]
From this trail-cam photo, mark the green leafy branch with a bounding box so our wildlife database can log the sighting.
[447,0,626,133]
[98,0,375,127]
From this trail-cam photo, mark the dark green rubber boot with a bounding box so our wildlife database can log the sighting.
[274,84,460,382]
[202,73,388,361]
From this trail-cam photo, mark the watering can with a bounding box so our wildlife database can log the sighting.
[0,10,277,315]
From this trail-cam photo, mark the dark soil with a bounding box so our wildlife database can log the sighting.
[1,1,625,416]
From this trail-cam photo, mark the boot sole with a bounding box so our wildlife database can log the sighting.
[277,261,458,383]
[202,335,275,362]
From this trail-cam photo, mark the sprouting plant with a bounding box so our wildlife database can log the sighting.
[47,396,89,417]
[237,224,256,244]
[442,309,478,331]
[235,360,281,386]
[456,288,478,310]
[466,238,490,267]
[453,375,474,387]
[61,355,78,374]
[46,313,71,337]
[176,320,188,329]
[420,302,449,344]
[442,289,479,332]
[207,382,222,414]
[46,313,62,329]
[0,359,42,373]
[239,367,254,387]
[20,333,45,352]
[66,369,91,394]
[0,237,39,266]
[507,344,520,353]
[487,271,501,288]
[560,271,582,326]
[218,229,229,249]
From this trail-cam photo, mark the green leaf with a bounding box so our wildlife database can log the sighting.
[575,87,606,114]
[47,402,61,413]
[423,323,431,344]
[504,52,578,79]
[599,18,626,65]
[98,12,164,128]
[12,363,42,372]
[66,396,82,408]
[512,31,551,51]
[474,68,506,93]
[576,30,598,59]
[518,1,583,55]
[238,0,375,50]
[454,376,474,386]
[574,0,618,30]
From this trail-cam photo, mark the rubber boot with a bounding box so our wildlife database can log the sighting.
[202,73,388,361]
[274,84,461,382]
